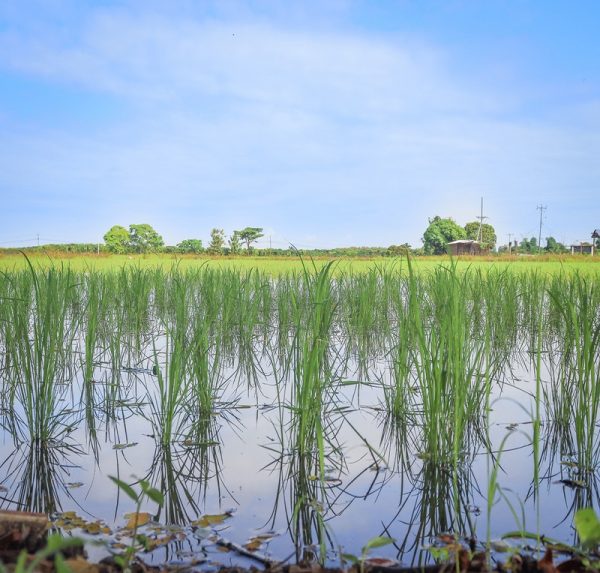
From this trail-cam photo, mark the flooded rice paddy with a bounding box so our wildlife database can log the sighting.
[0,261,598,568]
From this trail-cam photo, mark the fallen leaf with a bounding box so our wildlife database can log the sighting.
[254,532,277,541]
[124,512,151,529]
[244,539,263,552]
[192,512,232,528]
[364,557,397,567]
[558,479,586,489]
[83,522,101,535]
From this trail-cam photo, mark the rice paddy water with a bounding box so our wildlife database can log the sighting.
[0,258,599,568]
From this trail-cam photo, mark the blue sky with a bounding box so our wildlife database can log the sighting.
[1,0,599,249]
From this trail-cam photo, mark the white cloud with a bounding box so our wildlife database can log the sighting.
[0,5,598,247]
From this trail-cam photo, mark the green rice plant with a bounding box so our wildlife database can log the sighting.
[118,267,154,348]
[148,277,193,445]
[291,261,337,465]
[532,288,543,545]
[337,267,390,377]
[7,259,80,442]
[79,271,107,452]
[267,260,342,563]
[406,260,488,465]
[547,274,600,472]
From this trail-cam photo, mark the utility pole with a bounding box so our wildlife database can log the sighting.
[476,197,489,242]
[508,233,513,255]
[537,204,547,253]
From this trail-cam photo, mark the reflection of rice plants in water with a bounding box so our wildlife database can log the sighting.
[0,441,84,514]
[142,412,231,526]
[390,459,477,565]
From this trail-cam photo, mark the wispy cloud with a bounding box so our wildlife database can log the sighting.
[0,3,598,246]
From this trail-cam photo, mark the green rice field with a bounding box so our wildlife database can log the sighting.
[0,255,599,569]
[1,252,599,275]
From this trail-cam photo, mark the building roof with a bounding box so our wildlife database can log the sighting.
[447,239,481,245]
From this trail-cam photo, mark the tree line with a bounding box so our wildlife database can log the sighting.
[3,220,591,257]
[103,224,265,254]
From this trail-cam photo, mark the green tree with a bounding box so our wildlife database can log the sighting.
[103,225,130,254]
[177,239,203,253]
[228,231,242,255]
[208,228,226,255]
[518,237,537,253]
[387,243,411,256]
[422,216,466,255]
[464,221,497,250]
[128,224,164,253]
[237,227,264,253]
[545,237,567,253]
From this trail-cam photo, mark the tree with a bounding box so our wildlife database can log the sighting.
[387,243,411,256]
[464,221,497,250]
[518,237,537,253]
[228,231,242,255]
[545,237,567,253]
[422,216,466,255]
[237,227,264,253]
[208,228,226,255]
[128,224,164,253]
[103,225,130,254]
[177,239,203,254]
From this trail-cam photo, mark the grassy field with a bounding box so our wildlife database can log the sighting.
[0,251,599,275]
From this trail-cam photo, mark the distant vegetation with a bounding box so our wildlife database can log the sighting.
[1,219,596,258]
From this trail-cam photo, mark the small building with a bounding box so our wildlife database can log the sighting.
[447,239,484,256]
[570,242,595,255]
